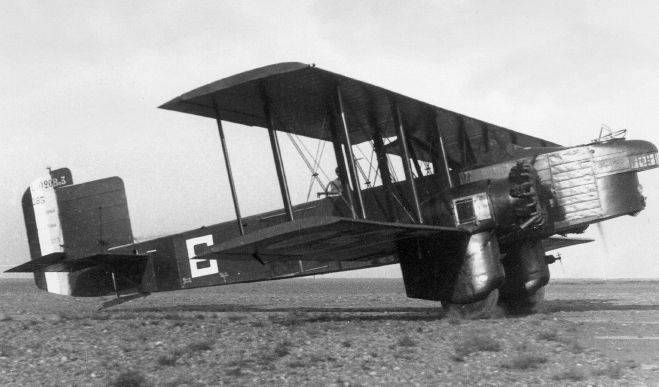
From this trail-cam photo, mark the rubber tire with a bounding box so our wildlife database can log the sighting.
[441,289,502,320]
[498,287,545,316]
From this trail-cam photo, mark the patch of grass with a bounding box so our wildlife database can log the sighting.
[157,349,183,366]
[287,360,307,368]
[397,334,417,347]
[282,310,306,326]
[273,340,292,357]
[135,331,151,342]
[163,313,183,320]
[623,359,638,369]
[114,312,140,320]
[225,367,245,377]
[552,367,587,382]
[447,317,462,326]
[305,327,323,338]
[537,329,559,341]
[537,329,585,353]
[170,321,186,328]
[187,341,213,352]
[308,353,328,363]
[119,343,136,353]
[568,341,585,354]
[593,363,624,379]
[502,353,548,370]
[161,375,193,387]
[100,360,122,371]
[0,343,14,357]
[288,353,334,367]
[250,320,266,328]
[452,334,501,362]
[309,313,335,323]
[227,314,246,322]
[109,369,149,387]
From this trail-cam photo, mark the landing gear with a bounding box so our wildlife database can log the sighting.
[498,239,549,315]
[441,289,502,319]
[498,286,545,315]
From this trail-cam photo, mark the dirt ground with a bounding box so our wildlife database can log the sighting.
[1,278,658,386]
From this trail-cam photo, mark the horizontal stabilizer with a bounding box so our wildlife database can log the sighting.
[201,216,468,263]
[542,236,594,252]
[5,253,147,273]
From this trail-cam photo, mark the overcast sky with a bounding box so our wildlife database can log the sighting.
[2,1,659,279]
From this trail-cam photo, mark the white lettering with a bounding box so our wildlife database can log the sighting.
[185,235,218,278]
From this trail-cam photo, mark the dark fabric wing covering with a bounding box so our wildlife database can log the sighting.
[160,62,559,168]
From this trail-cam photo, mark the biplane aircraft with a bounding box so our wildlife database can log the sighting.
[8,63,658,317]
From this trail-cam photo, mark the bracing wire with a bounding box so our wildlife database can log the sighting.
[293,133,331,182]
[286,133,328,201]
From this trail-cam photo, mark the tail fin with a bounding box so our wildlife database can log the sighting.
[20,168,134,295]
[21,168,72,259]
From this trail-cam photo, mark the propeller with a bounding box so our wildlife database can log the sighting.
[596,222,610,279]
[556,253,565,275]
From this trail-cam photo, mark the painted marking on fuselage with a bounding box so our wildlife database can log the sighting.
[185,234,219,278]
[30,173,65,256]
[44,272,72,295]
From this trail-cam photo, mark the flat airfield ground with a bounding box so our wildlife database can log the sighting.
[1,278,659,386]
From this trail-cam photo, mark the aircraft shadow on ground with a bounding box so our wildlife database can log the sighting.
[544,299,659,313]
[107,298,659,322]
[112,304,446,322]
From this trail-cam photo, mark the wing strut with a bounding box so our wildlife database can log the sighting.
[336,86,366,219]
[393,104,423,223]
[435,113,454,188]
[213,98,245,236]
[372,130,396,222]
[261,84,295,221]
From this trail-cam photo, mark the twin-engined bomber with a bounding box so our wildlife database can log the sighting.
[8,63,658,316]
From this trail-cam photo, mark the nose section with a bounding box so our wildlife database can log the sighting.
[591,139,658,174]
[625,140,658,171]
[625,139,658,154]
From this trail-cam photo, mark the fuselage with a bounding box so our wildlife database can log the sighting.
[77,138,653,299]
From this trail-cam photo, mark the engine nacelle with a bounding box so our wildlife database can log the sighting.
[459,138,658,232]
[448,161,551,239]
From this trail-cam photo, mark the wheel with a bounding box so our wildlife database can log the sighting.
[441,289,503,319]
[498,286,545,315]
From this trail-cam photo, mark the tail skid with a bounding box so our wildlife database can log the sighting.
[99,292,150,310]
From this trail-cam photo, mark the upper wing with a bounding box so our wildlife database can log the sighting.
[159,63,560,168]
[198,216,468,263]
